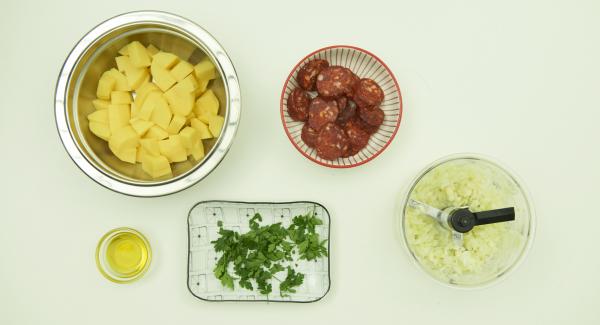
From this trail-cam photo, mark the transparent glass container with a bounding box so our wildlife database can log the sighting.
[96,227,152,283]
[398,154,535,288]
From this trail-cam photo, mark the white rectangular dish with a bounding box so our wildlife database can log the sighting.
[187,201,331,302]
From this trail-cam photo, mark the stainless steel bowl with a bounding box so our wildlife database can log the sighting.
[55,11,241,196]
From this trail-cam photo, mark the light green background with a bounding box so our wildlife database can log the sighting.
[1,0,598,324]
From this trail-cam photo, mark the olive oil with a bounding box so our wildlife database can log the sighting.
[96,228,151,283]
[106,232,149,276]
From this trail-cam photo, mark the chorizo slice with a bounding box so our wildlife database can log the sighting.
[316,123,349,160]
[297,59,329,91]
[308,97,339,131]
[287,88,311,121]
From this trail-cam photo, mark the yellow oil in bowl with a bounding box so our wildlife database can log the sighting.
[96,228,151,283]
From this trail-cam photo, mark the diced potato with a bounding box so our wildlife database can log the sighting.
[193,90,219,117]
[146,44,160,56]
[136,147,148,163]
[170,60,194,82]
[108,104,131,134]
[109,126,139,154]
[167,115,187,135]
[208,115,225,137]
[130,103,140,117]
[194,79,210,97]
[118,43,130,56]
[152,52,179,69]
[150,95,172,129]
[140,138,160,156]
[158,135,187,163]
[127,68,150,90]
[114,147,137,164]
[178,74,198,93]
[189,138,205,160]
[89,121,111,141]
[96,73,116,100]
[128,41,151,68]
[130,118,154,136]
[111,91,132,105]
[92,99,110,110]
[164,86,194,116]
[115,56,134,73]
[190,118,212,139]
[151,65,176,92]
[137,91,163,121]
[107,68,130,91]
[194,57,216,81]
[141,154,172,178]
[179,127,200,150]
[88,110,108,124]
[144,125,169,140]
[133,82,159,108]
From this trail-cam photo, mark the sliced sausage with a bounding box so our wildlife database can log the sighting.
[358,106,384,127]
[316,123,349,160]
[352,115,380,135]
[287,88,311,121]
[344,119,370,151]
[301,123,319,148]
[297,59,329,91]
[336,99,357,126]
[316,66,356,98]
[353,78,384,108]
[308,97,339,131]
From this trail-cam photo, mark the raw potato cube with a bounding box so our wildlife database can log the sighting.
[146,44,159,56]
[108,104,131,134]
[158,136,187,163]
[141,154,171,178]
[151,65,177,92]
[134,82,159,108]
[144,125,169,140]
[190,118,213,139]
[178,127,200,149]
[109,126,139,154]
[115,56,134,73]
[164,86,194,116]
[194,79,209,97]
[111,91,132,105]
[88,110,108,124]
[115,147,137,164]
[136,147,148,163]
[140,138,160,156]
[92,99,110,110]
[96,73,116,100]
[89,122,111,141]
[130,103,140,118]
[167,115,187,135]
[208,115,225,137]
[194,57,216,81]
[193,90,219,117]
[150,95,172,129]
[189,138,205,160]
[170,60,194,82]
[128,41,151,68]
[138,91,163,121]
[118,43,130,56]
[178,74,198,93]
[130,118,154,136]
[107,68,131,91]
[127,68,150,90]
[152,52,179,69]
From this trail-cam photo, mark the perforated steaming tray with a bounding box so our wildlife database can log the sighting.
[187,201,331,302]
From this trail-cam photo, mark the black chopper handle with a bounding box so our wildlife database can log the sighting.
[473,207,515,225]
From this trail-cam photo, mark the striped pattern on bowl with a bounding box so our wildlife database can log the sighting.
[280,45,402,168]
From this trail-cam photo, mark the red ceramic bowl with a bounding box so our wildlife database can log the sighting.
[280,45,403,168]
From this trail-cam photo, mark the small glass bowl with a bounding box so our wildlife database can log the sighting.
[398,153,536,288]
[95,227,152,283]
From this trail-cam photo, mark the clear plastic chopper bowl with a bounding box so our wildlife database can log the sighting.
[398,154,535,288]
